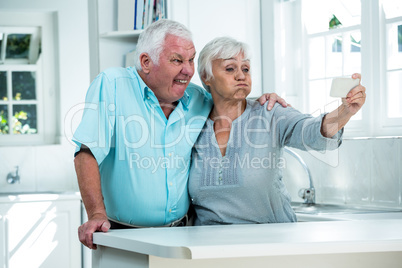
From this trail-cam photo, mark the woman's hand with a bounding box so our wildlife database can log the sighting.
[342,73,366,115]
[321,73,367,138]
[257,93,289,110]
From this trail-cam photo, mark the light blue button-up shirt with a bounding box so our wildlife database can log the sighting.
[73,67,212,226]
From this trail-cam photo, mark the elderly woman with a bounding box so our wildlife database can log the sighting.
[188,37,366,225]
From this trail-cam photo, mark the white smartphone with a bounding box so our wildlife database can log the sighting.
[330,78,360,98]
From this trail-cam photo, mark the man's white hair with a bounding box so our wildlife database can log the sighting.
[133,19,193,70]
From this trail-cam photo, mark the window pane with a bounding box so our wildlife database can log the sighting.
[387,71,402,118]
[382,0,402,19]
[0,33,3,59]
[326,35,343,77]
[309,37,325,79]
[308,79,327,113]
[0,71,7,100]
[344,32,362,75]
[6,34,31,59]
[399,25,402,52]
[387,23,402,70]
[0,105,9,134]
[12,104,37,134]
[303,0,361,34]
[12,71,36,100]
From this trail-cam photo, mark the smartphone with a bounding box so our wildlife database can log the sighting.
[330,78,360,98]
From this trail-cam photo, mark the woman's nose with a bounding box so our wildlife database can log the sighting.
[235,70,246,80]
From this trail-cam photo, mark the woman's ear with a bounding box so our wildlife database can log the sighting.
[201,74,211,87]
[140,53,152,74]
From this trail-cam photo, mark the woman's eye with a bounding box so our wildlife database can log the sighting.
[226,68,234,72]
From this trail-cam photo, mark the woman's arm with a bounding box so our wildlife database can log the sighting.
[321,73,366,138]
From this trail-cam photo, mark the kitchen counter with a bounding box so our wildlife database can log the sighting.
[92,219,402,268]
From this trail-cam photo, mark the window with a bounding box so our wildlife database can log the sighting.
[0,28,41,137]
[383,0,402,121]
[284,0,402,137]
[0,12,58,145]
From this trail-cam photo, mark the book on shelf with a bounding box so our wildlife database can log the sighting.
[118,0,135,31]
[118,0,167,31]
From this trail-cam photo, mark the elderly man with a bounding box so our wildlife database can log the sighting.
[73,19,287,249]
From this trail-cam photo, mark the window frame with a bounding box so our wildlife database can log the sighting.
[0,12,58,146]
[299,0,402,138]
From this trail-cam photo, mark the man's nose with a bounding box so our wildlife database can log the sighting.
[181,61,194,76]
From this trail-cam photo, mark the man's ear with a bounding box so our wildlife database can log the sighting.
[140,53,152,74]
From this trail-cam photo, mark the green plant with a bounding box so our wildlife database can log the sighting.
[329,15,342,29]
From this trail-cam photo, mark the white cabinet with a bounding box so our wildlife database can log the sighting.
[0,194,81,268]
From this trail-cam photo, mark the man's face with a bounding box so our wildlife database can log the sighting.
[146,35,196,104]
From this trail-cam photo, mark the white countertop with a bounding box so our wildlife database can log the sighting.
[93,219,402,260]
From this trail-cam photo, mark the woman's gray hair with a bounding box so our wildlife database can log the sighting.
[197,37,251,92]
[134,19,193,70]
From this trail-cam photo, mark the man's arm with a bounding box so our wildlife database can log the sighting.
[75,147,110,250]
[321,73,366,138]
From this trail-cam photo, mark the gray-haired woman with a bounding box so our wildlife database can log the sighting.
[188,37,366,225]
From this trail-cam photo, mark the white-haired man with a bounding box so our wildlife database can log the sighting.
[73,19,287,249]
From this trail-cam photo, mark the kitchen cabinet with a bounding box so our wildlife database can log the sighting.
[0,193,81,268]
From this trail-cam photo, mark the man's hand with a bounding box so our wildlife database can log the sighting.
[257,93,289,111]
[78,213,110,250]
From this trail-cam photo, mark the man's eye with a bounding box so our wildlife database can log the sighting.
[243,68,250,73]
[172,59,182,63]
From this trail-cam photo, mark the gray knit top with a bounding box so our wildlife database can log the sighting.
[188,100,343,225]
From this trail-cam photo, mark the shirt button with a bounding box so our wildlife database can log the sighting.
[169,209,172,213]
[169,182,173,186]
[168,153,172,157]
[147,97,150,100]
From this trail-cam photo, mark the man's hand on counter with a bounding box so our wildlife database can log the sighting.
[78,213,110,250]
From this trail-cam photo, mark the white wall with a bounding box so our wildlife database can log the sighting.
[0,0,91,193]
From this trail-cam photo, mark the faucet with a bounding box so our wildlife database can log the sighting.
[284,147,315,204]
[7,166,20,184]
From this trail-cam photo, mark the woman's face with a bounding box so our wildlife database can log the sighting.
[205,53,252,102]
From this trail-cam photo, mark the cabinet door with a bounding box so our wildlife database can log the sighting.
[2,200,81,268]
[0,215,6,268]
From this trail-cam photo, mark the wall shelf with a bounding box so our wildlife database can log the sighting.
[99,30,143,38]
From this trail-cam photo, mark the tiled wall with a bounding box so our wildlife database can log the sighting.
[283,137,402,209]
[0,143,78,193]
[1,137,401,210]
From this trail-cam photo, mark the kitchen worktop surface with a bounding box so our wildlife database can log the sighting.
[93,219,402,260]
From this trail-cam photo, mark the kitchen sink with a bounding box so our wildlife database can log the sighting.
[291,202,402,215]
